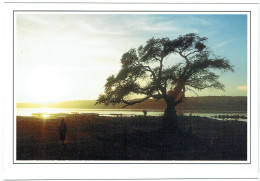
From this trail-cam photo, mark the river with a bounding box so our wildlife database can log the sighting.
[16,108,247,122]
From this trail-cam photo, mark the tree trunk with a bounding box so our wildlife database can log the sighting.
[163,97,179,131]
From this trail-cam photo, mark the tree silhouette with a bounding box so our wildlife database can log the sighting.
[96,33,233,130]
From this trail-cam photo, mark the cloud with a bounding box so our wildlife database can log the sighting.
[121,16,180,34]
[214,40,229,48]
[237,85,247,91]
[187,16,212,26]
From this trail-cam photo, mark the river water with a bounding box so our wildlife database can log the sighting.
[16,108,247,122]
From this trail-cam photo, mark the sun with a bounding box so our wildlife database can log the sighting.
[22,71,70,103]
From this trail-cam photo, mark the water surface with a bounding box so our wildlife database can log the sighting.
[16,108,247,122]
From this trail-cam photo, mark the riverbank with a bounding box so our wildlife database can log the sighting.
[16,115,247,161]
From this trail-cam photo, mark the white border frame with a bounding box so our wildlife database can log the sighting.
[1,1,259,180]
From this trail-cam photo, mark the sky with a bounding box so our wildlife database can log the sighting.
[16,13,248,103]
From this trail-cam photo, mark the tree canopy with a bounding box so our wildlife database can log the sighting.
[96,33,234,108]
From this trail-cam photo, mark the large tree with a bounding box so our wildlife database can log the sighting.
[96,33,233,130]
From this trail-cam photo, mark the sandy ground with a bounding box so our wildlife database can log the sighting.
[16,115,247,161]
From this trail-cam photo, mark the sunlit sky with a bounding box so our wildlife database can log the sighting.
[16,13,247,103]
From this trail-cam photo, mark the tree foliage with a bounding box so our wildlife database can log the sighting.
[96,33,234,108]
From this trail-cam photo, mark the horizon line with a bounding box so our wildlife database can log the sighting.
[16,95,248,104]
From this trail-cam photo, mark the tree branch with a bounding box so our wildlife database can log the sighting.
[151,94,164,100]
[121,93,164,108]
[188,84,223,90]
[158,57,167,97]
[186,87,199,96]
[122,96,152,108]
[179,52,190,65]
[136,59,157,81]
[185,50,199,57]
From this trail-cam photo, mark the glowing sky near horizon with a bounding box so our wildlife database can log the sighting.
[16,13,247,103]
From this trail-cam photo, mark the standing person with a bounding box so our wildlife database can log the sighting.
[59,118,67,144]
[143,110,147,117]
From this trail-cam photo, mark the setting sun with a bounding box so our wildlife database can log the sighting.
[17,71,70,103]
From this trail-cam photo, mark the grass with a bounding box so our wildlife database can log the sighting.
[16,114,247,161]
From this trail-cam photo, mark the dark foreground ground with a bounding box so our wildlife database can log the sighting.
[16,115,247,161]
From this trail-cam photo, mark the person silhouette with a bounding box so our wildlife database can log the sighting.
[143,110,147,117]
[59,118,67,144]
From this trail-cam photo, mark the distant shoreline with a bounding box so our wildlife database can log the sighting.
[17,107,247,113]
[16,96,247,113]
